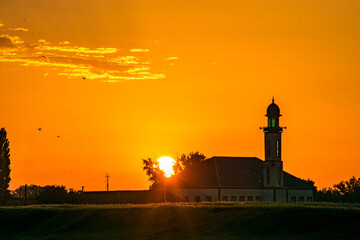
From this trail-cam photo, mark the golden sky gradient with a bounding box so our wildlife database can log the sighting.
[0,0,359,191]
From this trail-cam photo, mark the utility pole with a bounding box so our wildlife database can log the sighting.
[105,173,110,191]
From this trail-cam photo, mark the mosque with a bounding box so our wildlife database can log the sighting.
[166,99,315,202]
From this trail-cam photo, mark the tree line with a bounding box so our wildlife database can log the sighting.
[11,185,83,205]
[315,176,360,203]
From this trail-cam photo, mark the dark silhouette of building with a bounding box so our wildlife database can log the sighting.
[82,190,181,204]
[165,99,315,202]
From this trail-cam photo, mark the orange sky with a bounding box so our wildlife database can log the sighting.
[0,0,359,191]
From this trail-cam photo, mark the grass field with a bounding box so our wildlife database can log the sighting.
[0,202,359,240]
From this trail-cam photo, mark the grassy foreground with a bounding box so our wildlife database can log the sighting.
[0,202,359,240]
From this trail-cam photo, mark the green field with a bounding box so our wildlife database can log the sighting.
[0,202,359,240]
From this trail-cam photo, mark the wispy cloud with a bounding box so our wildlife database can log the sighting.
[165,57,178,60]
[0,29,166,82]
[130,49,150,52]
[40,45,118,54]
[38,39,49,45]
[59,41,70,45]
[7,27,29,32]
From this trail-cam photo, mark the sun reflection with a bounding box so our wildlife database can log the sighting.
[157,156,175,177]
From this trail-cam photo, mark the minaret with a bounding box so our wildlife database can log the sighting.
[263,98,283,187]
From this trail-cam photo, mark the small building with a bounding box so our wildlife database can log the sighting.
[166,99,315,202]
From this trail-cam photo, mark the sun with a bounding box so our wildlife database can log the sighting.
[157,156,175,177]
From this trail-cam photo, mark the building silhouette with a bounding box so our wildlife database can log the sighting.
[165,99,315,202]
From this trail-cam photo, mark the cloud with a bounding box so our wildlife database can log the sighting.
[7,27,29,32]
[40,45,118,54]
[110,56,140,65]
[59,41,70,45]
[165,57,178,60]
[0,35,20,48]
[125,67,150,74]
[0,23,4,28]
[130,49,150,52]
[0,34,166,82]
[38,39,50,45]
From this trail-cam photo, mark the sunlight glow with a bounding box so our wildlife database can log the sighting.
[157,156,175,177]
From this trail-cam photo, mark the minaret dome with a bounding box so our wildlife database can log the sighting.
[266,98,281,117]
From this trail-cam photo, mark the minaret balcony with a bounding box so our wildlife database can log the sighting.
[263,126,283,133]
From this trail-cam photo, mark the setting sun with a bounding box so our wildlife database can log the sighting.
[157,156,175,177]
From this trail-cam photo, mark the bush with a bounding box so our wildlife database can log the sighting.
[11,185,84,205]
[316,176,360,203]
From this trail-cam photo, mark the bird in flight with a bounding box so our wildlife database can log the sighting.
[82,77,86,80]
[42,56,46,58]
[38,128,42,131]
[56,136,60,138]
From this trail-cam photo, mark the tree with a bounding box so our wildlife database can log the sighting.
[142,152,206,189]
[12,184,42,198]
[315,176,360,202]
[316,187,340,202]
[142,158,165,189]
[36,185,68,204]
[67,188,83,204]
[0,128,11,205]
[333,176,360,202]
[11,185,83,204]
[173,152,206,174]
[304,178,315,187]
